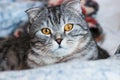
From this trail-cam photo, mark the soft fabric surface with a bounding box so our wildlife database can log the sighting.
[0,1,44,37]
[97,0,120,55]
[0,56,120,80]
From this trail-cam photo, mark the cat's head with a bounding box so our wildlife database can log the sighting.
[26,0,91,57]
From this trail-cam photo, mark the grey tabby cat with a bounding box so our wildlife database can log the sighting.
[26,0,109,68]
[0,0,109,71]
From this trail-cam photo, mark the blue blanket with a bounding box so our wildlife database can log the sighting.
[0,1,44,37]
[0,55,120,80]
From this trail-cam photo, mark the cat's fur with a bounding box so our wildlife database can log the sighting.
[0,36,30,71]
[0,0,109,71]
[26,0,109,68]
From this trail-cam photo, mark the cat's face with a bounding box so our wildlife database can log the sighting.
[26,0,91,58]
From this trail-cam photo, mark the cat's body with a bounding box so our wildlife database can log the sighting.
[0,0,109,71]
[0,36,30,71]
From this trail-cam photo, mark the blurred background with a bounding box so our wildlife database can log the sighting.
[0,0,120,55]
[96,0,120,55]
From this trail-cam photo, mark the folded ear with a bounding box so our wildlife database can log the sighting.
[63,0,82,14]
[25,8,41,23]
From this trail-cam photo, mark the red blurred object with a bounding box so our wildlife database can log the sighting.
[82,7,86,15]
[85,16,97,26]
[48,0,64,6]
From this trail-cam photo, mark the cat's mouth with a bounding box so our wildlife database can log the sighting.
[53,45,72,57]
[55,45,66,51]
[58,45,62,48]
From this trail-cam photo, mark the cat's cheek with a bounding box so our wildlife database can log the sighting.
[50,40,59,50]
[59,38,77,52]
[60,39,71,48]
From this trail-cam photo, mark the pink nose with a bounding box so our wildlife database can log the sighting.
[56,38,63,45]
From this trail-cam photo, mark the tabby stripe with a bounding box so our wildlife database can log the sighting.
[31,50,39,56]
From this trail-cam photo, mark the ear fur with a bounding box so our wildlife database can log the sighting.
[25,8,41,23]
[63,0,82,14]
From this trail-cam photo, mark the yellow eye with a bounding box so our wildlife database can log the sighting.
[41,28,51,35]
[64,23,73,31]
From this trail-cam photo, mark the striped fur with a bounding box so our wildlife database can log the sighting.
[26,0,109,68]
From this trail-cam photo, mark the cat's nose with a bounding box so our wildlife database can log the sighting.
[56,38,63,45]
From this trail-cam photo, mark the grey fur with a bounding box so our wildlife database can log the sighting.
[26,0,99,68]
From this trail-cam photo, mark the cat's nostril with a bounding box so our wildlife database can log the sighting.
[56,38,63,45]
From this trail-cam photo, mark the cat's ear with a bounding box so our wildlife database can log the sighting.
[25,8,40,23]
[63,0,82,14]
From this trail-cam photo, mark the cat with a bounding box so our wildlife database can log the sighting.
[0,0,109,71]
[26,0,109,68]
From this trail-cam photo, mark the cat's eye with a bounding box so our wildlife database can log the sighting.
[41,28,51,35]
[64,23,73,31]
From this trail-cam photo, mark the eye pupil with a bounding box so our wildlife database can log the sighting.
[68,26,71,29]
[45,29,48,32]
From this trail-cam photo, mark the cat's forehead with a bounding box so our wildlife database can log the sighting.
[39,5,82,24]
[47,5,61,13]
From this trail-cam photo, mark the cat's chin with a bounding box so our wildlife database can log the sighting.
[52,47,73,57]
